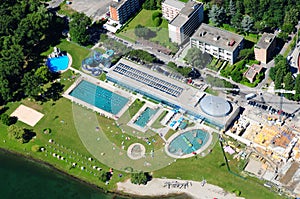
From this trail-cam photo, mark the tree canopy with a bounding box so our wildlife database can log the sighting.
[0,0,65,105]
[184,47,212,69]
[69,12,92,45]
[208,0,300,36]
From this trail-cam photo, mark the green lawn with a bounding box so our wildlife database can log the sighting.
[42,40,91,70]
[117,9,178,53]
[204,87,219,96]
[151,110,168,129]
[0,99,127,191]
[154,141,282,199]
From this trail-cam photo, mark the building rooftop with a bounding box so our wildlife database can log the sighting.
[107,58,240,128]
[191,23,244,52]
[110,0,126,9]
[244,64,263,82]
[255,33,276,49]
[162,0,185,10]
[199,95,232,117]
[169,1,202,27]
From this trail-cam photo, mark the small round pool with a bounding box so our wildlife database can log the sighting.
[166,129,210,158]
[47,55,69,72]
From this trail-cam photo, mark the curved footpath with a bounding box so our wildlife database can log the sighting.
[117,178,244,199]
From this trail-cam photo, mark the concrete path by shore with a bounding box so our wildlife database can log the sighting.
[117,178,244,199]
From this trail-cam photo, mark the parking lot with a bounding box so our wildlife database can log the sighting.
[69,0,111,20]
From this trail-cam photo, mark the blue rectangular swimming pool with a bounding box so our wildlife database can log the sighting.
[70,80,129,115]
[134,107,158,127]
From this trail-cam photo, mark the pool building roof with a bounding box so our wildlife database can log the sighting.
[107,58,241,129]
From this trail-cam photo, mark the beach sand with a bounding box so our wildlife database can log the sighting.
[117,178,244,199]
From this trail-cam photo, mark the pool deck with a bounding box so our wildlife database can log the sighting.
[127,102,164,133]
[164,125,214,159]
[63,68,136,120]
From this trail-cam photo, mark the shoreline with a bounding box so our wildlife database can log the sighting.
[0,147,189,199]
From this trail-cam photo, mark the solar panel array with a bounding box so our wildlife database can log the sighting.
[113,63,183,97]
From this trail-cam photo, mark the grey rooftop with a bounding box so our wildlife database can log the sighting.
[191,23,244,52]
[255,33,276,49]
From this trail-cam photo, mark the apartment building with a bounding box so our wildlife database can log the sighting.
[190,24,244,64]
[162,0,185,21]
[168,1,203,44]
[109,0,142,24]
[254,33,276,64]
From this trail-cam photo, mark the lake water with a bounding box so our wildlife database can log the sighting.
[0,150,189,199]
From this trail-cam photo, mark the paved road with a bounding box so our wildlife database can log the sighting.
[69,0,111,20]
[47,0,63,8]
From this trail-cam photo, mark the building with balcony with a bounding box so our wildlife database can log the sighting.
[168,1,203,44]
[190,24,244,64]
[162,0,185,21]
[109,0,142,24]
[254,33,276,64]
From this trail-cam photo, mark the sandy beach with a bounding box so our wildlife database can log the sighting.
[117,178,245,199]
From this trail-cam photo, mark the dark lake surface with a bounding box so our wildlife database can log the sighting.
[0,150,189,199]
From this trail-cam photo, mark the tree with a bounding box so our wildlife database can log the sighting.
[69,12,91,45]
[7,125,25,143]
[209,5,226,26]
[131,172,150,185]
[294,75,300,101]
[228,0,236,16]
[152,11,162,21]
[99,171,109,182]
[153,17,162,27]
[231,11,243,30]
[134,25,156,39]
[283,72,294,100]
[284,8,299,27]
[241,15,254,33]
[35,65,52,83]
[143,0,157,10]
[184,47,212,69]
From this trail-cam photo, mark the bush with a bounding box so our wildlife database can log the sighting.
[152,11,162,20]
[99,171,109,182]
[131,171,151,185]
[153,17,162,27]
[1,114,17,126]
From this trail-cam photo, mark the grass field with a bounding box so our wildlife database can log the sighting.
[117,9,178,52]
[154,140,282,199]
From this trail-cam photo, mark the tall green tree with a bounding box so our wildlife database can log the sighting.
[283,72,294,100]
[209,5,226,26]
[241,15,254,33]
[69,13,91,45]
[294,75,300,101]
[184,47,212,69]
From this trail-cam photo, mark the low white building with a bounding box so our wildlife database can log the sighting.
[190,24,244,64]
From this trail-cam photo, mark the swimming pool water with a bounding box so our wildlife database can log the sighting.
[47,56,69,72]
[70,80,129,115]
[134,107,158,127]
[168,129,209,156]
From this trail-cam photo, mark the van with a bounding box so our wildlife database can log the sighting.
[245,93,256,100]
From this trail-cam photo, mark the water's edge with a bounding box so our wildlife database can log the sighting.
[0,147,190,199]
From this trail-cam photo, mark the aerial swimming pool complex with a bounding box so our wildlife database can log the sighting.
[69,80,129,115]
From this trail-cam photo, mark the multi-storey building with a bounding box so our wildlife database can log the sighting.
[168,1,203,44]
[162,0,185,21]
[254,33,276,64]
[109,0,142,24]
[190,24,244,64]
